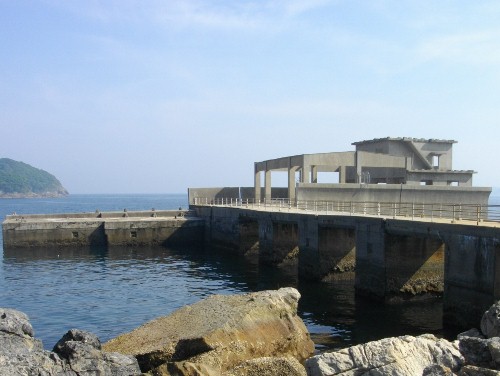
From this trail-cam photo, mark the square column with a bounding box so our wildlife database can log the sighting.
[288,166,298,203]
[301,165,311,183]
[339,165,346,183]
[265,170,272,203]
[254,167,261,203]
[312,166,318,183]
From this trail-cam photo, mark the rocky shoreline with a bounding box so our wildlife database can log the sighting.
[2,288,500,375]
[0,191,68,199]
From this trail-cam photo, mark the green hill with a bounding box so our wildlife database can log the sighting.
[0,158,68,198]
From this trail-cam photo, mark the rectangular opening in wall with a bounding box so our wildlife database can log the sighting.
[130,231,137,238]
[433,155,439,168]
[72,231,79,238]
[317,171,340,183]
[448,181,459,186]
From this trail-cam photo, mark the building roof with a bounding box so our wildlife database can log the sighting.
[352,137,457,145]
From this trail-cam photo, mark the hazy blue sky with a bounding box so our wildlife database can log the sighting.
[1,1,500,193]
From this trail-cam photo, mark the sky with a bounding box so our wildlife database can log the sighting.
[1,1,500,193]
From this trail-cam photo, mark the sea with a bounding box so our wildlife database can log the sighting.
[1,192,499,351]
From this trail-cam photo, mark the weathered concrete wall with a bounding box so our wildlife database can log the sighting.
[384,233,445,296]
[2,219,107,248]
[104,219,205,247]
[355,218,387,299]
[296,183,491,208]
[318,225,356,280]
[188,187,288,205]
[442,232,500,327]
[2,211,204,249]
[260,221,299,265]
[238,217,259,256]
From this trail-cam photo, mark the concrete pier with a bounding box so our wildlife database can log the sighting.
[3,203,500,328]
[190,204,500,328]
[2,210,204,249]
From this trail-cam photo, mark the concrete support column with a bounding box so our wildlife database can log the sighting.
[254,168,261,203]
[288,166,298,203]
[339,165,346,183]
[258,217,273,262]
[301,165,311,183]
[298,215,320,280]
[442,233,500,328]
[312,166,318,183]
[355,218,386,299]
[265,170,272,203]
[356,152,362,183]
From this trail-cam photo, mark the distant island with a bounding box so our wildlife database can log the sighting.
[0,158,68,198]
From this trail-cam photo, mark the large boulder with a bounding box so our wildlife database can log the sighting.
[306,334,464,376]
[0,308,141,375]
[482,301,500,338]
[103,287,314,375]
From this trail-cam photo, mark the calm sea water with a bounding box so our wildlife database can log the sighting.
[1,193,499,350]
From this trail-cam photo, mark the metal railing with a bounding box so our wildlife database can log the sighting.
[192,197,500,225]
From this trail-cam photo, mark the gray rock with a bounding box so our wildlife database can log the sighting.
[0,308,73,376]
[459,336,492,368]
[0,308,141,376]
[481,301,500,338]
[458,328,485,340]
[488,338,500,367]
[306,334,464,376]
[458,365,500,375]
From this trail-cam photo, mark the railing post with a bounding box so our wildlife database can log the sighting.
[377,203,380,216]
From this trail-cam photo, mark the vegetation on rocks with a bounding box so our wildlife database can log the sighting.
[0,158,68,197]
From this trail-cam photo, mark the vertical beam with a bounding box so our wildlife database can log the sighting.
[356,151,362,183]
[339,165,346,183]
[311,166,318,183]
[301,165,311,183]
[265,169,272,202]
[254,165,261,203]
[298,215,320,280]
[355,218,386,299]
[443,234,500,327]
[288,166,297,203]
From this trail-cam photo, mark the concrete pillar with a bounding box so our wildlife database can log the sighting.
[442,233,500,327]
[339,165,346,183]
[301,165,311,183]
[356,152,362,183]
[254,167,261,203]
[312,166,318,183]
[298,215,321,280]
[355,218,387,299]
[265,170,272,203]
[288,166,297,203]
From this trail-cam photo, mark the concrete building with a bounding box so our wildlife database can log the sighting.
[253,137,486,205]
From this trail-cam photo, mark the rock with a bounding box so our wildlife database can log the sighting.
[53,329,140,375]
[306,334,464,376]
[423,364,454,376]
[103,287,314,375]
[458,328,485,340]
[0,308,73,375]
[481,301,500,338]
[224,356,307,376]
[0,308,141,376]
[458,364,500,375]
[459,335,492,368]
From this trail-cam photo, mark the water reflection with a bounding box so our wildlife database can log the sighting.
[2,245,454,351]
